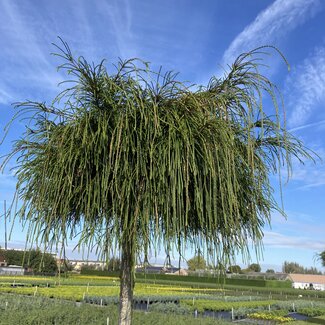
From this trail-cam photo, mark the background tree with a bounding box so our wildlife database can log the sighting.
[248,263,261,272]
[62,261,73,273]
[1,41,314,325]
[282,261,305,273]
[187,255,207,271]
[266,269,275,273]
[0,249,57,274]
[28,249,58,274]
[304,267,322,275]
[228,265,242,274]
[107,257,121,271]
[282,261,321,274]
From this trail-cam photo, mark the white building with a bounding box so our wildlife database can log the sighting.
[0,265,25,276]
[287,274,325,291]
[69,259,106,271]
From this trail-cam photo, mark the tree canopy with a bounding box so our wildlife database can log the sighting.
[228,265,242,274]
[248,263,261,273]
[187,255,207,271]
[1,40,314,324]
[282,261,322,274]
[0,249,57,274]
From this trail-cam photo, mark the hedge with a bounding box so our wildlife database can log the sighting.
[80,270,291,288]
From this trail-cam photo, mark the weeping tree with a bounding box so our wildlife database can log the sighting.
[2,40,314,324]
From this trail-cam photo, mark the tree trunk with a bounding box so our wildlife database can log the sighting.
[118,240,134,325]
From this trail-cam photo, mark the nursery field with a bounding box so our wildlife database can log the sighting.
[0,274,325,324]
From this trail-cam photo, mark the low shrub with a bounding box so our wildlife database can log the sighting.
[181,299,275,313]
[248,312,294,323]
[80,270,292,289]
[0,293,230,325]
[299,307,325,317]
[149,302,191,314]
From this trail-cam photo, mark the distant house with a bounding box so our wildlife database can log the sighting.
[0,253,25,275]
[69,259,106,271]
[135,264,186,275]
[287,274,325,291]
[166,268,188,276]
[0,265,25,276]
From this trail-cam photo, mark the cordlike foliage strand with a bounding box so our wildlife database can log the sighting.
[3,42,313,271]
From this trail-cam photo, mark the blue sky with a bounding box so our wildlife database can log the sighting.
[0,0,325,272]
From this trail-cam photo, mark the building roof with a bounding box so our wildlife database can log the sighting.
[287,274,325,285]
[135,265,180,273]
[171,268,188,276]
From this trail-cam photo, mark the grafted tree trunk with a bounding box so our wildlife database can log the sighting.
[118,240,135,325]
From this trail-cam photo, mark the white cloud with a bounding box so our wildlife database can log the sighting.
[1,1,51,67]
[0,1,64,101]
[270,210,325,241]
[284,147,325,189]
[0,87,14,105]
[288,119,325,132]
[95,0,135,59]
[287,46,325,128]
[222,0,321,65]
[264,231,325,250]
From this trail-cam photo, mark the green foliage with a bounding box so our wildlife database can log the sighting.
[0,293,229,325]
[232,306,268,317]
[263,280,293,288]
[318,251,325,268]
[0,249,57,274]
[149,303,191,315]
[282,261,322,274]
[248,263,261,272]
[228,265,241,273]
[182,299,275,313]
[266,269,275,273]
[78,271,292,288]
[299,308,325,317]
[2,41,314,269]
[1,40,316,325]
[272,300,325,312]
[187,255,207,271]
[28,250,58,274]
[80,269,120,277]
[107,257,121,271]
[283,261,305,273]
[248,312,293,323]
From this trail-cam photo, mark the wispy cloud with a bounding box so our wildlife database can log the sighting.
[279,145,325,189]
[264,231,325,250]
[286,46,325,128]
[95,0,135,59]
[0,86,14,105]
[270,210,324,239]
[280,157,325,190]
[288,119,325,132]
[0,1,64,101]
[222,0,321,65]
